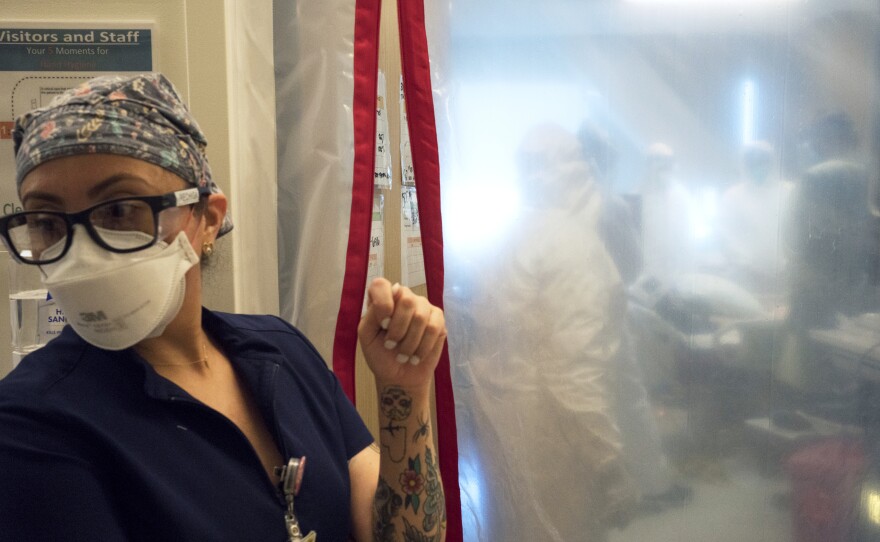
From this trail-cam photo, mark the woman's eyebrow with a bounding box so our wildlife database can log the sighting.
[21,173,153,208]
[20,191,63,207]
[86,173,152,198]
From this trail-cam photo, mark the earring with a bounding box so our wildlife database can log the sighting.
[202,241,214,257]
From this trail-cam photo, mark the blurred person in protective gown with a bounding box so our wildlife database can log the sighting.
[717,140,793,302]
[579,124,692,514]
[626,143,696,401]
[458,123,635,541]
[637,143,696,286]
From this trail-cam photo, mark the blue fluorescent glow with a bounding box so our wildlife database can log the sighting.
[742,80,756,144]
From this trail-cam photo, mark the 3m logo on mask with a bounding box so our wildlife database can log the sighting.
[41,231,200,350]
[80,311,108,323]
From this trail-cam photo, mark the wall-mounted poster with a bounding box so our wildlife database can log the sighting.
[374,70,392,190]
[399,75,414,186]
[0,22,156,216]
[364,193,386,313]
[401,186,425,287]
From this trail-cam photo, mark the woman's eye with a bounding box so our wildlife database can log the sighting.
[94,201,139,224]
[92,200,154,232]
[106,202,136,218]
[32,217,60,234]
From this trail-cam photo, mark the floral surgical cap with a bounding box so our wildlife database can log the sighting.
[12,72,232,236]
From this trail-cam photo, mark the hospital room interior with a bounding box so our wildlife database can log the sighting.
[2,0,880,540]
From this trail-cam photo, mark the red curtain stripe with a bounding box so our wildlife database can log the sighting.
[396,1,463,540]
[333,0,382,401]
[335,0,462,539]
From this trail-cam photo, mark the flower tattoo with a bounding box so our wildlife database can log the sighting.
[400,469,425,496]
[400,455,425,513]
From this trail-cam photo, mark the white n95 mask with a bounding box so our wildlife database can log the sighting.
[40,226,200,351]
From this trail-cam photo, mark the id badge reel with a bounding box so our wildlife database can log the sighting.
[276,457,317,542]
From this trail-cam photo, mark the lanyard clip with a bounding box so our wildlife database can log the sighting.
[276,457,314,542]
[277,457,305,500]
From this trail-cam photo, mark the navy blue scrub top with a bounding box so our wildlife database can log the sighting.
[0,309,374,541]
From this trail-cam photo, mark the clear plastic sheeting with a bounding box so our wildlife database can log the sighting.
[428,1,880,540]
[274,0,356,361]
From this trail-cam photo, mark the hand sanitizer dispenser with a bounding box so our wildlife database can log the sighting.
[7,255,65,367]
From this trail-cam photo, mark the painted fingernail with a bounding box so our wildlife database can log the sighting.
[380,317,391,330]
[384,340,398,350]
[396,354,410,364]
[409,355,421,366]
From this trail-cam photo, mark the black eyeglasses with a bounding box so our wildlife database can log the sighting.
[0,186,210,265]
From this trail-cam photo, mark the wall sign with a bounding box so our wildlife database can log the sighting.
[0,22,156,215]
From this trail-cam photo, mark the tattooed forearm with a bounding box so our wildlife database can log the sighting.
[379,502,443,542]
[375,385,446,541]
[393,449,445,537]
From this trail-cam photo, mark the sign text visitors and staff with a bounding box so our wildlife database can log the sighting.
[0,29,144,43]
[0,28,152,72]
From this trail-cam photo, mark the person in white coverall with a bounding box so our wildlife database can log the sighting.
[717,140,793,301]
[460,123,635,541]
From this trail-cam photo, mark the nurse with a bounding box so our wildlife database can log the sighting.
[0,73,447,541]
